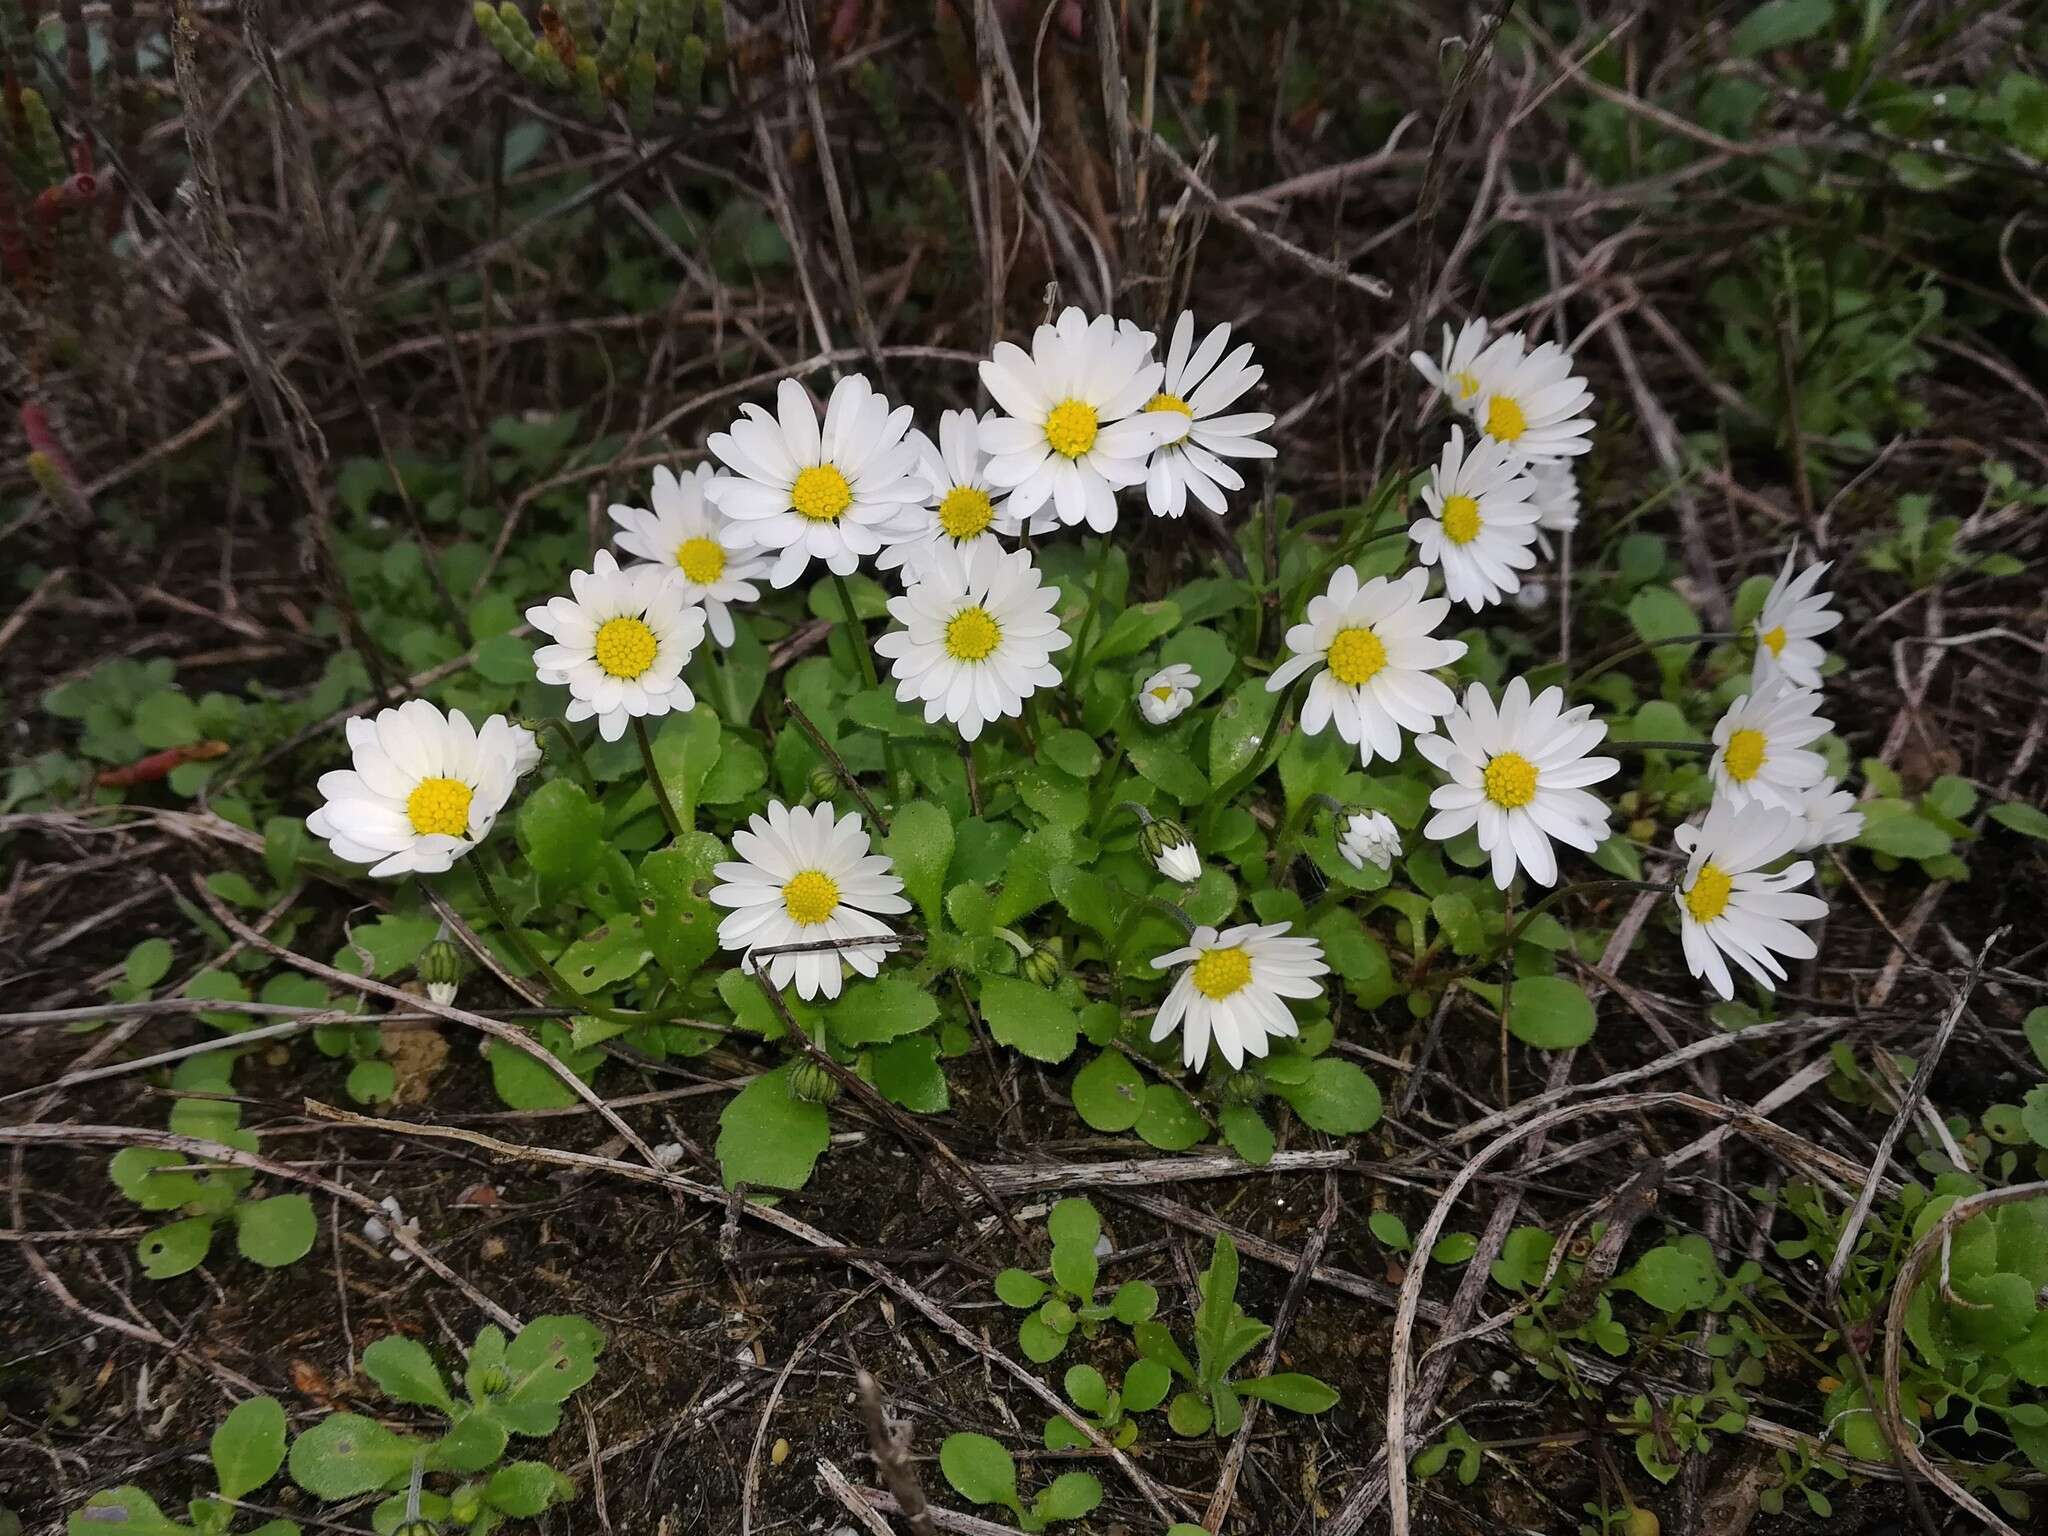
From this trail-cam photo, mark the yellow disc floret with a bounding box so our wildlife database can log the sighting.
[676,537,727,584]
[1723,728,1767,782]
[791,464,853,522]
[937,486,995,541]
[1043,399,1100,459]
[1484,394,1527,443]
[781,869,840,926]
[1761,625,1787,657]
[944,605,1002,661]
[1482,751,1539,809]
[1326,626,1388,687]
[1684,862,1734,924]
[594,616,659,679]
[1440,493,1483,545]
[1451,369,1481,402]
[1191,945,1253,1000]
[406,776,474,838]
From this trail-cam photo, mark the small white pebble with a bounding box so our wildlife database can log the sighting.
[1932,91,1948,106]
[1093,1234,1113,1258]
[653,1142,686,1169]
[1513,579,1550,612]
[1932,137,1948,151]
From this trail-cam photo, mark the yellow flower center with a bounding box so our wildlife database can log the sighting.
[1451,368,1481,401]
[781,869,840,926]
[1761,625,1787,657]
[1151,686,1175,701]
[594,615,659,679]
[1440,493,1483,545]
[1191,945,1253,1001]
[791,464,853,522]
[1326,626,1388,687]
[675,536,727,584]
[1043,399,1099,459]
[1724,728,1768,782]
[1146,392,1195,417]
[1483,751,1539,809]
[1484,394,1527,443]
[937,485,995,541]
[1684,862,1734,925]
[944,605,1002,661]
[406,776,473,838]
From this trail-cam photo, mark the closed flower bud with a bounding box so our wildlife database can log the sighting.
[788,1058,841,1105]
[1021,941,1062,988]
[1336,810,1400,872]
[420,940,464,1007]
[1217,1069,1266,1106]
[807,762,841,801]
[1140,818,1201,884]
[476,1364,509,1395]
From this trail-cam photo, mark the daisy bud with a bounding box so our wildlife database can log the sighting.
[1216,1068,1267,1106]
[1141,818,1201,884]
[475,1365,509,1395]
[788,1058,841,1105]
[1336,810,1401,872]
[420,939,464,1008]
[806,762,841,801]
[1021,940,1063,988]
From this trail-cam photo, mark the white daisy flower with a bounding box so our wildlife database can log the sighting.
[1708,679,1831,813]
[1410,426,1542,611]
[1264,565,1467,765]
[873,542,1070,741]
[1418,677,1619,890]
[978,307,1171,532]
[1137,663,1199,725]
[1149,922,1330,1071]
[709,800,911,1001]
[1409,316,1496,417]
[1137,310,1276,519]
[1140,817,1202,884]
[1468,335,1595,460]
[1793,776,1865,852]
[704,374,926,588]
[608,462,768,646]
[1338,810,1401,872]
[1529,459,1581,556]
[1750,553,1839,691]
[307,700,539,878]
[874,408,1022,579]
[1673,799,1829,1000]
[527,551,706,743]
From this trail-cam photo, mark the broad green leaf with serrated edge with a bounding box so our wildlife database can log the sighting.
[362,1336,456,1413]
[882,800,952,930]
[717,1067,830,1191]
[516,779,605,900]
[288,1414,421,1498]
[980,977,1080,1063]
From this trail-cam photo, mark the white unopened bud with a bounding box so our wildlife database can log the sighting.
[1338,810,1401,872]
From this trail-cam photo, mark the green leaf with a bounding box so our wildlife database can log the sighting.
[980,976,1080,1063]
[1856,811,1952,860]
[639,834,725,986]
[1272,1058,1382,1134]
[123,939,175,994]
[1626,586,1700,690]
[995,1268,1049,1308]
[830,977,939,1046]
[717,1067,830,1191]
[133,691,200,750]
[474,633,536,685]
[361,1336,457,1413]
[1125,1359,1173,1413]
[1167,1391,1213,1436]
[138,1217,214,1279]
[882,800,952,930]
[1237,1373,1339,1413]
[112,1148,205,1212]
[1125,735,1209,804]
[1042,728,1103,780]
[484,1461,570,1517]
[1032,1471,1103,1523]
[939,1432,1018,1507]
[287,1413,421,1498]
[485,1022,602,1110]
[2024,1009,2048,1073]
[66,1489,186,1535]
[1064,1364,1110,1414]
[869,1035,949,1113]
[1369,1210,1410,1252]
[1110,1280,1158,1324]
[552,918,651,994]
[211,1396,288,1500]
[1220,1104,1276,1165]
[1135,1082,1206,1150]
[430,1410,509,1473]
[234,1196,317,1268]
[646,707,721,827]
[1070,1050,1145,1132]
[1093,600,1181,663]
[1615,1246,1717,1314]
[1505,976,1596,1050]
[1432,1233,1480,1265]
[516,779,606,900]
[1992,802,2048,843]
[1206,679,1272,788]
[1491,1227,1556,1292]
[484,1314,607,1437]
[1730,0,1832,56]
[346,1060,396,1105]
[1048,1198,1101,1299]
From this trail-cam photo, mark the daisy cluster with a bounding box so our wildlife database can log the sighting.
[300,300,1866,1079]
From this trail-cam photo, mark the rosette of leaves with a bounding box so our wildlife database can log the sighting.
[994,1198,1158,1364]
[1131,1234,1337,1436]
[69,1397,295,1535]
[1042,1361,1171,1450]
[938,1433,1100,1532]
[286,1315,604,1532]
[107,1057,316,1279]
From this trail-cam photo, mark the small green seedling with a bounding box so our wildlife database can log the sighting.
[107,1058,317,1279]
[938,1433,1100,1532]
[286,1315,603,1533]
[1043,1360,1172,1449]
[70,1396,296,1534]
[1132,1233,1338,1436]
[993,1197,1158,1363]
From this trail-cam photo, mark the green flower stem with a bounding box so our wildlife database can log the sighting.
[539,718,598,795]
[1495,877,1673,958]
[1207,675,1305,814]
[1068,534,1117,675]
[1569,632,1736,692]
[833,572,881,691]
[632,716,686,841]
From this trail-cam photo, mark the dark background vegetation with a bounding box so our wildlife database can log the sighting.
[4,2,2048,1534]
